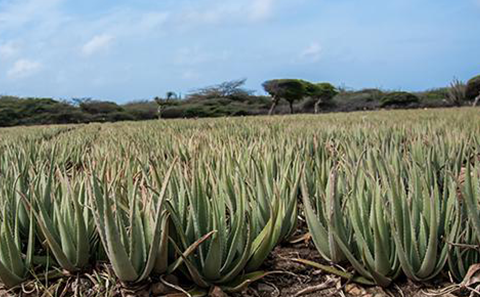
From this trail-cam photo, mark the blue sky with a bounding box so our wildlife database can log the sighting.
[0,0,479,103]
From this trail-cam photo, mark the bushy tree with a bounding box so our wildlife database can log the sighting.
[79,100,123,114]
[262,79,308,115]
[465,75,480,106]
[305,82,338,114]
[380,92,419,107]
[122,101,158,120]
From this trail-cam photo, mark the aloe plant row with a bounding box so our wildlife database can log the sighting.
[0,108,479,292]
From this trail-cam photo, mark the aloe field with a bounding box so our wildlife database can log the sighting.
[0,108,479,296]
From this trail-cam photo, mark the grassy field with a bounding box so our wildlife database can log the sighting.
[0,108,479,296]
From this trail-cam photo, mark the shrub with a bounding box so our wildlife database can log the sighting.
[465,75,480,101]
[0,107,19,127]
[80,100,123,115]
[122,101,158,120]
[447,78,466,106]
[380,92,419,107]
[416,88,449,102]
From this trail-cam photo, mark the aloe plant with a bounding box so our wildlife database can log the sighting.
[0,206,35,288]
[389,163,459,281]
[453,162,480,280]
[301,166,351,263]
[332,172,401,287]
[89,161,175,282]
[21,169,94,273]
[167,163,282,292]
[0,107,479,291]
[249,154,300,247]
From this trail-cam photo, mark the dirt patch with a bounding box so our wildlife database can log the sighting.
[233,241,466,297]
[0,241,470,297]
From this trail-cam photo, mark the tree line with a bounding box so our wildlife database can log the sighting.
[0,75,479,127]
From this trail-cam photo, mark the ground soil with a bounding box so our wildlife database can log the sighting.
[0,235,472,297]
[235,243,451,297]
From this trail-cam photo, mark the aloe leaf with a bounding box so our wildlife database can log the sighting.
[167,230,217,275]
[202,227,222,280]
[73,188,89,268]
[291,258,374,285]
[138,159,177,280]
[300,177,332,260]
[0,261,24,289]
[221,271,277,293]
[102,188,138,282]
[217,217,253,284]
[245,197,279,272]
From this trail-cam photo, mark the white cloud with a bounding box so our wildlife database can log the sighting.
[250,0,276,21]
[7,59,42,79]
[81,34,114,56]
[0,0,66,33]
[0,42,18,58]
[299,42,322,62]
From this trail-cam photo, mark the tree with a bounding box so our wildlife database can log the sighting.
[465,75,480,107]
[474,93,480,107]
[79,100,123,114]
[188,78,254,101]
[305,82,338,114]
[262,79,307,115]
[154,92,179,119]
[379,92,419,107]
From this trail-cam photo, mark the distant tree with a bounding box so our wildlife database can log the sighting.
[0,96,88,126]
[474,93,480,107]
[79,100,123,114]
[305,82,338,114]
[465,75,480,107]
[71,97,92,106]
[262,79,308,115]
[188,79,254,101]
[122,101,158,120]
[380,92,419,107]
[154,92,179,119]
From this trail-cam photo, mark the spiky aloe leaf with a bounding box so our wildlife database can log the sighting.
[92,177,138,282]
[0,213,27,288]
[137,159,177,281]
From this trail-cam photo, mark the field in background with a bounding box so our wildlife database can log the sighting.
[0,108,479,296]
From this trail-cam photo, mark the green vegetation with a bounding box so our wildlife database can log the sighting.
[466,74,480,102]
[262,79,309,114]
[1,77,477,128]
[305,82,338,114]
[0,108,480,295]
[447,78,467,106]
[379,91,419,107]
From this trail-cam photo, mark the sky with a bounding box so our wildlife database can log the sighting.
[0,0,479,103]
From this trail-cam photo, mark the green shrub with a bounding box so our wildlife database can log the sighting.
[122,101,158,120]
[80,100,123,115]
[0,107,19,127]
[380,92,419,107]
[416,88,449,102]
[465,75,480,101]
